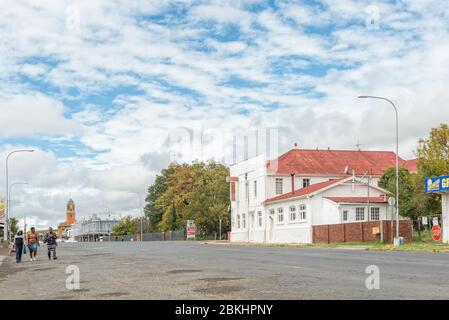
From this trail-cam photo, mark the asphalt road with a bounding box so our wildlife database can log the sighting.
[1,241,449,300]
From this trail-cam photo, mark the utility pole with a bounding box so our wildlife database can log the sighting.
[358,96,401,246]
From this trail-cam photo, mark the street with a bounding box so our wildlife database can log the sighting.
[1,241,449,300]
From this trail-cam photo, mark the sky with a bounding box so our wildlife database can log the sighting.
[1,0,448,229]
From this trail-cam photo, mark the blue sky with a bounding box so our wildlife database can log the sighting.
[1,0,448,227]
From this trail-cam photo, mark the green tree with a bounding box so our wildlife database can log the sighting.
[7,217,19,238]
[144,167,174,231]
[415,123,449,217]
[111,216,138,236]
[379,167,422,236]
[150,160,230,235]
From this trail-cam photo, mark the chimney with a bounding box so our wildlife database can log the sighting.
[291,173,295,194]
[294,142,299,149]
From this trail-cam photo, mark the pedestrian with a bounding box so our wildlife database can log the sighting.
[13,231,25,263]
[43,227,58,260]
[26,227,39,261]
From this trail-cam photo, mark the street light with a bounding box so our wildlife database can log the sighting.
[358,95,400,245]
[4,149,34,241]
[130,192,144,242]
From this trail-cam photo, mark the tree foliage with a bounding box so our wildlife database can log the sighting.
[145,160,230,235]
[378,167,418,220]
[8,217,19,237]
[415,123,449,216]
[111,216,138,236]
[144,167,174,231]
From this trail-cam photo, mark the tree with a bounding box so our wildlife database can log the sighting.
[415,123,449,217]
[148,160,231,235]
[379,167,422,236]
[7,217,19,238]
[111,216,138,236]
[144,167,174,231]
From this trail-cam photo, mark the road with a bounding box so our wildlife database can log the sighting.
[1,241,449,299]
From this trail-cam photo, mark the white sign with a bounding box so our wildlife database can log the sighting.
[421,216,428,225]
[433,217,439,226]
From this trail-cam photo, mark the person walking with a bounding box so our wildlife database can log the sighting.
[13,231,25,263]
[26,227,39,261]
[43,227,58,260]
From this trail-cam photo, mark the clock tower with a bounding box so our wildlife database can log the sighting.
[66,199,76,225]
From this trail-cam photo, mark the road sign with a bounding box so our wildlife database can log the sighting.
[431,225,442,241]
[186,220,196,240]
[421,216,428,225]
[388,197,396,207]
[432,217,439,226]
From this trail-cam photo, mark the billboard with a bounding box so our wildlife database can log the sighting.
[425,175,449,193]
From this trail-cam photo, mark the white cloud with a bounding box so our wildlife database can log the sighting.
[0,93,78,138]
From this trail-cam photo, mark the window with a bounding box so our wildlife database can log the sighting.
[253,180,257,198]
[269,209,275,217]
[299,204,307,220]
[342,210,348,222]
[258,211,262,227]
[275,178,283,195]
[303,178,310,188]
[242,214,246,228]
[245,182,249,201]
[289,206,297,221]
[356,208,365,221]
[230,182,236,201]
[371,207,380,221]
[237,215,241,229]
[277,208,284,223]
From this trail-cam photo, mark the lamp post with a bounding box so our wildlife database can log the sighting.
[5,149,34,241]
[358,96,400,245]
[130,192,144,242]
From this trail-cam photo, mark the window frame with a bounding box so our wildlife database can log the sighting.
[258,211,262,227]
[289,206,297,221]
[299,204,307,220]
[355,207,365,221]
[302,178,310,188]
[342,210,348,222]
[370,207,380,221]
[275,178,283,195]
[277,208,284,223]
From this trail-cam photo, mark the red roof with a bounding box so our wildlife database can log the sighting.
[265,178,348,203]
[267,149,417,175]
[324,197,387,203]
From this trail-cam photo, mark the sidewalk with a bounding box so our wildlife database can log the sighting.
[0,242,11,266]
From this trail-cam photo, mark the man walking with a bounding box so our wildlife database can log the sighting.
[26,227,39,261]
[44,227,58,260]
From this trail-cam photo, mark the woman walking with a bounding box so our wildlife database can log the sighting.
[26,227,39,261]
[13,231,25,263]
[44,227,58,260]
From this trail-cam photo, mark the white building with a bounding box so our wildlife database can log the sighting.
[229,147,416,244]
[72,214,120,242]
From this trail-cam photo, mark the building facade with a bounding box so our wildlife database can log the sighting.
[229,147,416,244]
[72,214,120,242]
